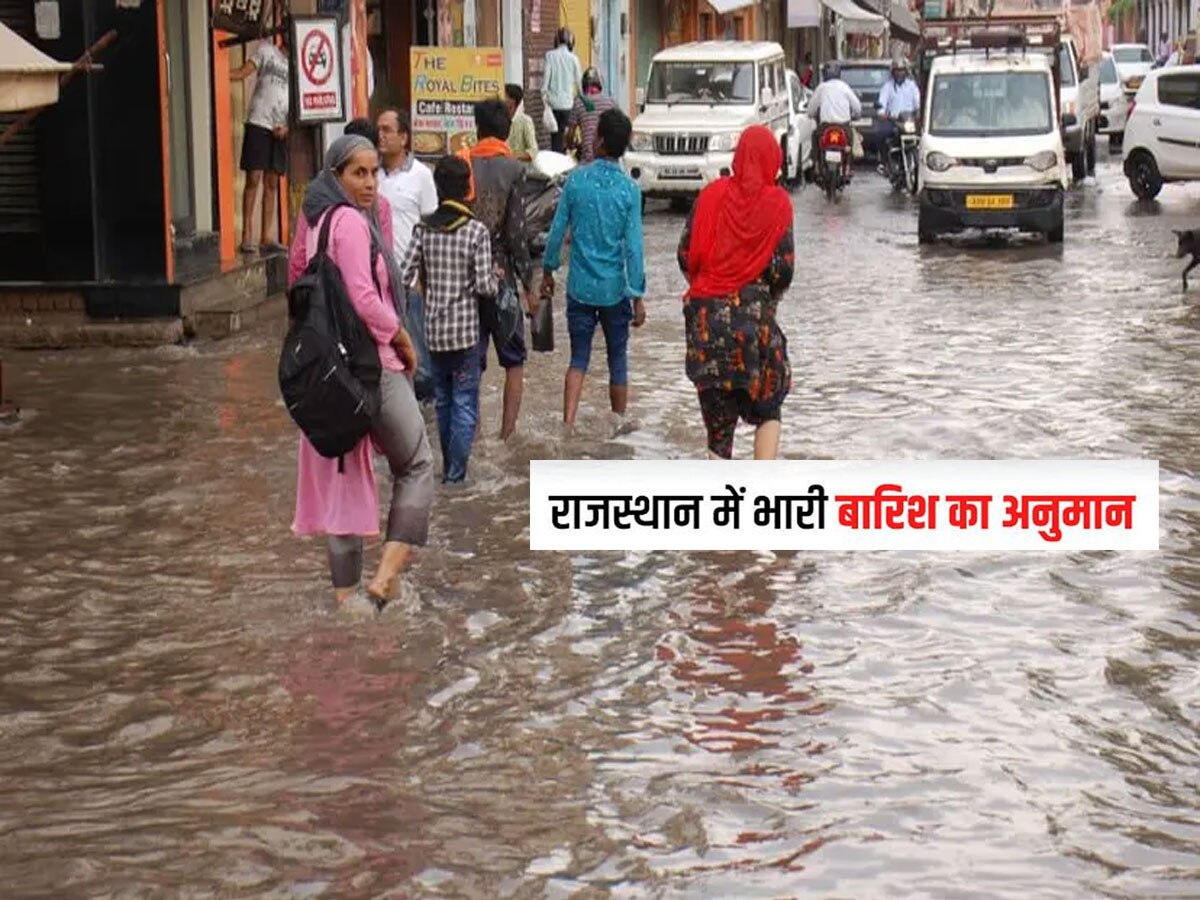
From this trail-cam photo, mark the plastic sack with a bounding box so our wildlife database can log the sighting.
[542,101,559,134]
[530,286,554,353]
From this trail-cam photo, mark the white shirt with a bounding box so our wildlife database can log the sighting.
[378,155,438,261]
[807,78,863,124]
[246,43,289,130]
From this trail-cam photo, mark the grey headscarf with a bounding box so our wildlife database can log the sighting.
[300,134,409,325]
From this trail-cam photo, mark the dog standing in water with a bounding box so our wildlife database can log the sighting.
[1175,229,1200,291]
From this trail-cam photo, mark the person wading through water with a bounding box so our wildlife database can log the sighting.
[676,125,795,460]
[288,135,434,615]
[456,98,536,441]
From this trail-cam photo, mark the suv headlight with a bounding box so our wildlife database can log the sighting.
[630,131,653,152]
[1025,150,1058,172]
[925,151,954,172]
[709,131,742,152]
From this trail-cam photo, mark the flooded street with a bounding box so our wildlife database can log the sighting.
[3,151,1200,899]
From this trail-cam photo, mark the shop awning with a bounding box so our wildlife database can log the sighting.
[822,0,888,35]
[853,0,922,42]
[707,0,758,14]
[0,23,72,113]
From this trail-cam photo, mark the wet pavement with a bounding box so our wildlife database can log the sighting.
[2,148,1200,899]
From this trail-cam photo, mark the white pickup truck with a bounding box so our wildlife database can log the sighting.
[1057,34,1101,180]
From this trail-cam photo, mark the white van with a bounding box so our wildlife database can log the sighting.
[625,41,802,198]
[918,53,1068,243]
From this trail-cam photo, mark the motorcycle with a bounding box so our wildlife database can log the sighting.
[815,124,852,202]
[884,113,920,195]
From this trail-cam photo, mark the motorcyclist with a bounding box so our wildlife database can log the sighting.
[807,62,862,179]
[875,59,921,174]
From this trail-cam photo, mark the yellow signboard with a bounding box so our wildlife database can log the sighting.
[410,46,505,157]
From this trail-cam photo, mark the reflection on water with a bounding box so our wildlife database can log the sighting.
[1,159,1199,898]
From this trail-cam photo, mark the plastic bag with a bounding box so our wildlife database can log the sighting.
[542,101,559,134]
[530,285,554,353]
[481,280,522,349]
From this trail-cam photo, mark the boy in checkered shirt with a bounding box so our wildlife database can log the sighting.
[402,156,498,484]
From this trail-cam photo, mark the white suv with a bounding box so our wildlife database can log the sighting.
[1123,65,1200,200]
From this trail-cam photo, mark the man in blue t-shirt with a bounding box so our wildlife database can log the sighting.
[542,108,647,430]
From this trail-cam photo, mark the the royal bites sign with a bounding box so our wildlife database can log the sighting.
[409,47,504,156]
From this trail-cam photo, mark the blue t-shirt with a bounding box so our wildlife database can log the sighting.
[543,159,646,307]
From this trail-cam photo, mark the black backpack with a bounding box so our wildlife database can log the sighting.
[278,205,382,469]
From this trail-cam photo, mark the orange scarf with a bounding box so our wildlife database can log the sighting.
[455,137,513,202]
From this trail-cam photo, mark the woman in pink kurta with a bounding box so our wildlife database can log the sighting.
[288,134,434,612]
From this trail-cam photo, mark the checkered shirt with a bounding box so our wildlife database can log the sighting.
[402,218,496,353]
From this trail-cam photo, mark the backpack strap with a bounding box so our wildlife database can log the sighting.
[315,203,352,257]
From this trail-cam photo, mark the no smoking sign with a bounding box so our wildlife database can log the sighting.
[301,29,333,86]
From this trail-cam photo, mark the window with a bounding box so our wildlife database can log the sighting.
[1099,56,1118,85]
[841,66,890,91]
[1114,46,1154,64]
[1058,45,1077,87]
[1157,74,1200,110]
[929,71,1054,137]
[647,61,757,104]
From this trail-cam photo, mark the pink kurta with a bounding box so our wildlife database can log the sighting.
[290,202,405,538]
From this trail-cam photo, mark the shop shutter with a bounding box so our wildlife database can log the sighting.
[0,0,42,235]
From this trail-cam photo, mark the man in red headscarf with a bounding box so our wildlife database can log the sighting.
[676,126,795,460]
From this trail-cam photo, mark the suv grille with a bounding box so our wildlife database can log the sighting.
[653,134,709,155]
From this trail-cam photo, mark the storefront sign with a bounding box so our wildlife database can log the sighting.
[292,16,346,124]
[212,0,273,38]
[409,46,504,156]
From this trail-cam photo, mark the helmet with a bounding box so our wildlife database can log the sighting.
[582,67,603,93]
[823,61,841,80]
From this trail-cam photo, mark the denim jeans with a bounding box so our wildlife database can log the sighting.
[430,347,482,483]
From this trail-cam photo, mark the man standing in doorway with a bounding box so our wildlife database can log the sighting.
[542,109,646,431]
[544,28,582,154]
[458,99,535,441]
[231,32,290,255]
[377,108,438,402]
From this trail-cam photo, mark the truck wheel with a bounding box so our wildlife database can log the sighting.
[1127,151,1163,201]
[1085,127,1097,177]
[1071,148,1087,182]
[1046,218,1064,244]
[918,209,936,244]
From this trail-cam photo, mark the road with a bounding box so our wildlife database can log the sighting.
[1,148,1198,898]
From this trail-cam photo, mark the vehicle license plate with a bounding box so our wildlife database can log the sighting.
[661,166,701,179]
[966,194,1014,210]
[824,150,843,163]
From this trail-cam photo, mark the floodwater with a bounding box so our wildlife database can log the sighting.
[2,152,1199,899]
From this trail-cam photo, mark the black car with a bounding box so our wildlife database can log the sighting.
[835,60,892,156]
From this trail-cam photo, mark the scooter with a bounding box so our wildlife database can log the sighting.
[816,124,852,202]
[885,113,920,195]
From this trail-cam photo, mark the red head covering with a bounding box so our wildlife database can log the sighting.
[685,125,793,299]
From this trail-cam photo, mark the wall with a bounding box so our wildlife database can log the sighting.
[525,0,559,147]
[635,0,661,88]
[187,0,213,234]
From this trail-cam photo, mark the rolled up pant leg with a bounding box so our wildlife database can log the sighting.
[372,370,435,545]
[327,535,364,589]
